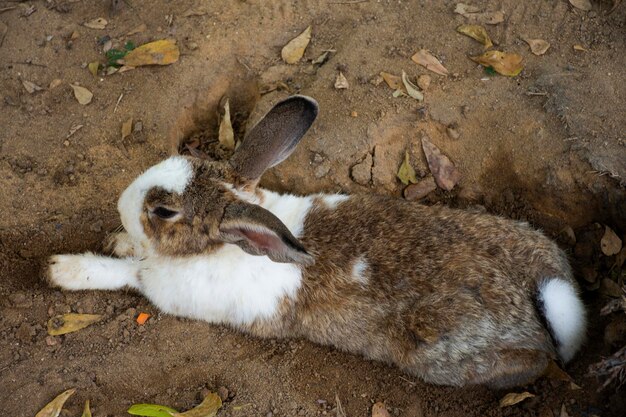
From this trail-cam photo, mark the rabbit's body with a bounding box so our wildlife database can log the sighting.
[47,96,585,388]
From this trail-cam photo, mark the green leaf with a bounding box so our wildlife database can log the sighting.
[106,48,128,67]
[397,151,418,185]
[484,66,497,76]
[125,40,136,51]
[127,403,179,417]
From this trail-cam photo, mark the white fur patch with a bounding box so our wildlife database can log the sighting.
[138,246,302,325]
[318,194,349,210]
[48,253,141,291]
[257,190,314,238]
[118,156,193,243]
[351,256,369,285]
[538,278,586,362]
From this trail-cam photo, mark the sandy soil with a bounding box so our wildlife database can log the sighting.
[1,1,625,416]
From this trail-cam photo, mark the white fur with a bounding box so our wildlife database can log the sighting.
[257,189,314,238]
[48,253,141,290]
[351,256,369,285]
[538,278,586,362]
[318,194,349,210]
[117,156,193,243]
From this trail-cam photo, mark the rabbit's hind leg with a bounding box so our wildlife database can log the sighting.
[475,349,551,389]
[45,253,141,291]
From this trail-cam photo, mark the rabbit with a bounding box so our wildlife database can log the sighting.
[46,95,586,389]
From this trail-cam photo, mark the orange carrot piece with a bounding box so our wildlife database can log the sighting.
[136,312,151,325]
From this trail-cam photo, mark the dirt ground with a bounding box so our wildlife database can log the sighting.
[1,0,625,416]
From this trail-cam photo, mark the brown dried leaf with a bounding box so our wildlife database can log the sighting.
[334,72,349,89]
[470,50,523,77]
[171,392,222,417]
[49,79,62,89]
[569,0,592,11]
[380,72,402,90]
[35,388,76,417]
[573,44,587,51]
[471,10,505,25]
[82,400,92,417]
[397,151,418,185]
[47,313,102,335]
[371,402,391,417]
[218,99,235,150]
[601,225,622,256]
[499,392,535,407]
[84,17,108,30]
[404,177,437,201]
[121,118,133,140]
[401,71,423,101]
[127,23,147,36]
[560,403,571,417]
[70,84,93,105]
[454,3,480,15]
[123,39,180,66]
[524,38,551,56]
[457,24,493,48]
[183,7,208,17]
[22,79,43,94]
[411,49,449,76]
[281,26,311,64]
[421,136,461,191]
[543,360,574,382]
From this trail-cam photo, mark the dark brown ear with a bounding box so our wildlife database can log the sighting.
[229,95,318,181]
[218,201,314,265]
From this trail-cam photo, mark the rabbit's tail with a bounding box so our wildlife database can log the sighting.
[536,278,586,363]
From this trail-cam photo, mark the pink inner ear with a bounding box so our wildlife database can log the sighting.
[240,228,282,251]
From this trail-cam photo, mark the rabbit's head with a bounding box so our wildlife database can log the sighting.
[117,95,318,264]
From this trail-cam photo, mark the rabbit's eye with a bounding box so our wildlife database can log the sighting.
[151,206,179,220]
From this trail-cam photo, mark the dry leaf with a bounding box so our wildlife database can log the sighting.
[123,39,180,66]
[35,388,76,417]
[499,392,535,407]
[22,80,43,94]
[171,392,222,417]
[601,226,622,256]
[371,402,391,417]
[84,17,108,30]
[524,38,550,56]
[411,49,449,76]
[127,23,147,36]
[49,79,62,89]
[183,7,207,17]
[397,151,418,185]
[560,403,570,417]
[543,360,574,382]
[218,99,235,150]
[70,84,93,105]
[470,50,523,76]
[472,11,505,25]
[312,50,331,65]
[569,0,592,11]
[334,72,349,89]
[47,313,102,335]
[281,26,311,64]
[121,118,133,140]
[454,3,480,15]
[401,71,423,101]
[82,400,92,417]
[88,61,99,77]
[404,177,437,201]
[392,89,406,98]
[380,72,402,90]
[421,136,461,191]
[457,24,493,48]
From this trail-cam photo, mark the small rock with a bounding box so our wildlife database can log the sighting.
[49,79,63,89]
[581,266,597,283]
[558,226,577,247]
[350,110,358,118]
[351,153,373,186]
[334,71,349,89]
[187,41,199,51]
[403,177,437,201]
[133,121,143,133]
[446,125,460,140]
[313,153,324,163]
[217,386,229,402]
[45,335,59,346]
[315,163,330,179]
[600,278,623,298]
[417,74,431,91]
[370,74,384,86]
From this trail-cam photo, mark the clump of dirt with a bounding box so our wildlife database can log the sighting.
[1,1,625,416]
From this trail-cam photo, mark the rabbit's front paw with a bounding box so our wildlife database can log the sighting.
[104,232,149,258]
[45,253,140,291]
[46,254,92,290]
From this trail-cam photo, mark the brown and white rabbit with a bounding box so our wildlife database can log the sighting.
[46,96,586,388]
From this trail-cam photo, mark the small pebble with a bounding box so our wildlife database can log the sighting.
[417,74,431,91]
[217,386,229,402]
[446,126,460,140]
[350,110,358,117]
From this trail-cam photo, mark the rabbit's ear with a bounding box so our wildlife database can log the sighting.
[218,201,314,265]
[230,95,318,181]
